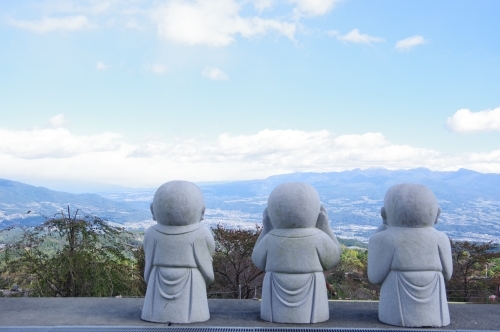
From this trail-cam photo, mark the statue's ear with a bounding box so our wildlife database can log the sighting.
[201,206,205,221]
[150,202,156,221]
[316,205,327,224]
[381,207,387,224]
[435,206,441,225]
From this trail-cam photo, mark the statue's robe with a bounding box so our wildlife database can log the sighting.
[368,227,452,327]
[141,223,214,323]
[252,228,341,323]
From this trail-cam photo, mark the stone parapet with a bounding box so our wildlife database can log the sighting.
[0,299,498,331]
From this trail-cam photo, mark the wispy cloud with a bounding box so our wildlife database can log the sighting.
[6,0,345,46]
[96,61,109,70]
[447,107,500,134]
[202,66,229,80]
[152,0,296,47]
[48,114,68,128]
[395,35,427,51]
[41,1,112,15]
[7,15,95,34]
[0,127,122,159]
[5,2,149,33]
[253,0,274,12]
[144,63,168,75]
[291,0,340,17]
[328,29,385,45]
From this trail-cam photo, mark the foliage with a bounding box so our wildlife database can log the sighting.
[326,246,379,300]
[490,257,500,277]
[207,224,264,299]
[337,237,368,249]
[447,240,500,302]
[0,208,145,297]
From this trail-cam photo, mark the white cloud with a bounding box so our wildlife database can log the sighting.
[447,107,500,134]
[49,114,68,128]
[96,61,109,70]
[145,63,168,74]
[328,29,385,45]
[202,66,229,80]
[7,15,95,34]
[333,132,388,148]
[125,18,145,30]
[127,129,442,172]
[152,0,296,47]
[6,2,153,33]
[0,127,122,159]
[290,0,339,17]
[395,35,427,51]
[122,130,500,182]
[253,0,274,12]
[40,0,113,16]
[465,150,500,173]
[0,114,122,163]
[7,0,348,44]
[2,121,500,187]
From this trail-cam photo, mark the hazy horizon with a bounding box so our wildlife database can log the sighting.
[1,166,494,194]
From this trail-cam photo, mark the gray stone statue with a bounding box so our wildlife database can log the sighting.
[252,182,342,323]
[141,181,215,323]
[368,183,453,327]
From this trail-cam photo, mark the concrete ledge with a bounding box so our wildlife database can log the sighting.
[0,328,497,332]
[0,298,498,331]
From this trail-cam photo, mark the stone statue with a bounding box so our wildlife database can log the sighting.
[141,181,215,323]
[252,182,342,323]
[368,183,453,327]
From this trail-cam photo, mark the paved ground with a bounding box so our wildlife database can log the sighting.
[0,298,498,331]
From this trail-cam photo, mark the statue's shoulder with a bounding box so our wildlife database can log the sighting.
[432,228,450,241]
[196,223,213,236]
[369,227,397,243]
[144,225,158,236]
[269,228,321,238]
[152,223,202,235]
[410,226,447,240]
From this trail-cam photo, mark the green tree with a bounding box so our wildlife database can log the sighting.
[447,240,500,302]
[207,224,264,299]
[327,247,378,300]
[1,208,145,297]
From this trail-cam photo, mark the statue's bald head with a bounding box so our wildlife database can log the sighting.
[383,183,440,228]
[267,182,321,229]
[151,180,205,226]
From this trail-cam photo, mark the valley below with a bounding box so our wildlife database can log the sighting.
[2,168,500,243]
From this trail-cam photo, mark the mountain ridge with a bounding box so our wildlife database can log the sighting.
[0,178,150,227]
[1,168,499,242]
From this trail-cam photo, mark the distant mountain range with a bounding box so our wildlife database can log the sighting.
[0,178,150,227]
[1,168,499,242]
[197,167,500,242]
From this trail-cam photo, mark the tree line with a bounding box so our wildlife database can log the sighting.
[1,210,499,302]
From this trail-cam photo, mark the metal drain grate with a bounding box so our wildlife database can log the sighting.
[0,328,496,332]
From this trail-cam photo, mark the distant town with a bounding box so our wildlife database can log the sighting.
[1,168,500,242]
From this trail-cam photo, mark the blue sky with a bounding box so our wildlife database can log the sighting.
[1,0,500,188]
